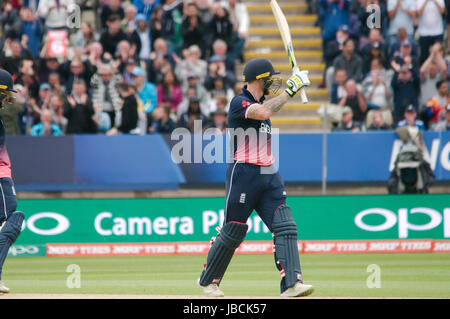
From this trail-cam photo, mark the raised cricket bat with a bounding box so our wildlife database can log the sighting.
[270,0,308,103]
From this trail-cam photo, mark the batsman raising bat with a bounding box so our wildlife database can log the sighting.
[197,57,313,297]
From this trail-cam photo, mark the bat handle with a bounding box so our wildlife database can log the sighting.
[300,88,308,104]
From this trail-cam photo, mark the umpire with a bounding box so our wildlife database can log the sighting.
[198,58,314,297]
[0,69,25,294]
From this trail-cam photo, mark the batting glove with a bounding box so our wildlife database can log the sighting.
[285,70,310,97]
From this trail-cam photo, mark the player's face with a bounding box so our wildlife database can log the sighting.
[262,76,281,95]
[0,89,16,107]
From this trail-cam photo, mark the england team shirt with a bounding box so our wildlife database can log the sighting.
[228,86,275,166]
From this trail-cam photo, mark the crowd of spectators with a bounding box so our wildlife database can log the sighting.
[318,0,450,132]
[0,0,249,136]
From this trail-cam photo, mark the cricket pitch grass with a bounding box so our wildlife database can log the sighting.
[1,253,449,298]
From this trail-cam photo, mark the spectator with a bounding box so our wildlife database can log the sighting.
[367,109,393,130]
[386,0,416,46]
[37,0,74,31]
[330,38,363,85]
[332,106,361,131]
[338,79,367,126]
[323,26,349,77]
[38,56,61,84]
[157,69,183,113]
[397,104,426,130]
[86,42,104,68]
[416,0,445,64]
[30,108,62,136]
[22,97,41,134]
[107,83,139,135]
[362,57,393,110]
[208,108,228,134]
[174,45,208,85]
[161,0,184,54]
[178,85,210,118]
[391,39,419,72]
[19,7,42,58]
[432,104,450,130]
[122,4,138,36]
[204,55,237,91]
[132,66,158,114]
[100,0,125,30]
[134,0,161,22]
[177,96,207,132]
[388,27,419,60]
[1,39,33,77]
[147,37,176,83]
[227,0,250,63]
[0,1,20,39]
[419,42,447,107]
[318,0,351,43]
[48,94,68,133]
[73,22,96,51]
[100,14,128,56]
[391,65,420,123]
[181,2,205,52]
[48,72,65,96]
[358,0,388,39]
[149,103,176,134]
[114,40,136,74]
[61,58,94,95]
[210,39,235,73]
[37,83,52,109]
[149,5,163,45]
[424,79,448,127]
[130,14,152,61]
[330,68,347,104]
[64,79,97,134]
[91,63,122,127]
[16,59,39,100]
[208,3,234,55]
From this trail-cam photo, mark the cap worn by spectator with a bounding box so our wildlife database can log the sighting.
[401,39,411,47]
[39,83,51,91]
[404,105,416,114]
[339,25,349,33]
[131,66,146,77]
[135,14,146,23]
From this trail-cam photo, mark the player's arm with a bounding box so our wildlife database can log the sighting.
[246,70,310,120]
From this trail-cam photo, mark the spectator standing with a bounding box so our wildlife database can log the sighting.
[226,0,250,63]
[391,65,421,123]
[130,14,152,61]
[323,26,349,78]
[64,79,97,134]
[19,7,42,58]
[416,0,445,64]
[386,0,416,46]
[37,0,74,31]
[419,42,447,107]
[100,0,125,30]
[149,5,163,44]
[318,0,351,43]
[181,2,205,52]
[100,14,129,56]
[107,83,139,135]
[157,69,183,113]
[208,4,234,55]
[174,45,207,85]
[122,4,138,36]
[30,108,62,136]
[161,0,184,54]
[91,63,122,127]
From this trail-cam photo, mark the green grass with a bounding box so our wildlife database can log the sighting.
[3,253,450,298]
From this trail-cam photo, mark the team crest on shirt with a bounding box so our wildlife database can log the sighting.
[241,100,251,108]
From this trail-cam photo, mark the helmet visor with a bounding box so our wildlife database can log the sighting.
[263,76,282,94]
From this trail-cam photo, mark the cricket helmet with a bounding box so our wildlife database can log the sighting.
[242,58,281,94]
[0,69,17,107]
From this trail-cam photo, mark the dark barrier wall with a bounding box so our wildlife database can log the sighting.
[6,131,450,191]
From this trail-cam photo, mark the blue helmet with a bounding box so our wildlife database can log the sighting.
[242,58,280,82]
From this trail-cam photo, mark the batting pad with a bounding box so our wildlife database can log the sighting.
[0,211,24,279]
[272,205,302,291]
[199,221,248,286]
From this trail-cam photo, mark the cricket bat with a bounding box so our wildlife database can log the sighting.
[270,0,308,103]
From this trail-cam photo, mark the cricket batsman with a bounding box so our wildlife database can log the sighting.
[198,58,313,297]
[0,69,25,294]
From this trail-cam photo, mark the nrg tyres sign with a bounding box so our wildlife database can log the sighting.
[13,194,450,247]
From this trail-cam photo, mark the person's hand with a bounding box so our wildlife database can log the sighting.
[67,96,76,107]
[285,70,310,97]
[80,94,88,105]
[106,127,118,136]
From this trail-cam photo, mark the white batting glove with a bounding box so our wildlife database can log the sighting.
[285,70,310,97]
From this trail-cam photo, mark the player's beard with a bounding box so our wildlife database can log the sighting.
[263,77,282,95]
